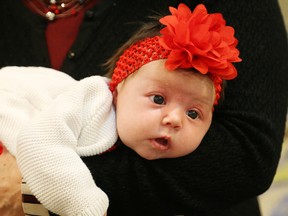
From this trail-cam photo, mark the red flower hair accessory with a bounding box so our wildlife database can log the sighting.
[110,3,242,106]
[159,3,242,79]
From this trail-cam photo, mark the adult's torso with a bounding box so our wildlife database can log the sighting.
[0,0,191,80]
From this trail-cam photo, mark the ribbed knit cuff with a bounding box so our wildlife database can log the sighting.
[76,190,109,216]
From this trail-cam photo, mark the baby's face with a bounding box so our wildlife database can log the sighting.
[114,60,215,160]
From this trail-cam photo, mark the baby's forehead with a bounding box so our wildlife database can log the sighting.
[138,61,212,84]
[143,72,214,96]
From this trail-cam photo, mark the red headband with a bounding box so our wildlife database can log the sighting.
[110,3,242,106]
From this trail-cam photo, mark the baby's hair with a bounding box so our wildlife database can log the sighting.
[104,16,163,78]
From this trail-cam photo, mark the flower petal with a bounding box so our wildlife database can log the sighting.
[159,3,241,80]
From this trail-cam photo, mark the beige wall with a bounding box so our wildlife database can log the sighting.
[279,0,288,32]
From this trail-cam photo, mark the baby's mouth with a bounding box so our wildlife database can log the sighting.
[155,138,168,146]
[151,137,170,150]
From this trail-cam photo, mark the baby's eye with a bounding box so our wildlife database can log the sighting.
[151,95,165,105]
[186,110,199,119]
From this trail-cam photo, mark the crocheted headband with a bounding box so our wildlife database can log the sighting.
[110,3,242,106]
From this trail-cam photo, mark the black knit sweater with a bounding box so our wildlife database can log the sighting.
[1,0,288,215]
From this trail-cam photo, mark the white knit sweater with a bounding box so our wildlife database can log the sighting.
[0,66,117,216]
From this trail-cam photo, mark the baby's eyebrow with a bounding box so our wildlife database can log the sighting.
[188,96,214,111]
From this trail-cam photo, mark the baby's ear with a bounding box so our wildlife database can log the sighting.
[112,89,118,107]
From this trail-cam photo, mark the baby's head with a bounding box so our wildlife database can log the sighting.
[106,4,241,160]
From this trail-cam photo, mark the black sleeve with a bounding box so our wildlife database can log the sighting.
[84,0,288,215]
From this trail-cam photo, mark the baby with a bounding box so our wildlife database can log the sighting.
[0,3,241,216]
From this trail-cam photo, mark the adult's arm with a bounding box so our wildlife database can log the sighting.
[82,0,288,215]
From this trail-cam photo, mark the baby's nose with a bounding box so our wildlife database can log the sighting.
[161,108,183,129]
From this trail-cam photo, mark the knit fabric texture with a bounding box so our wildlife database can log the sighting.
[0,66,117,215]
[110,36,170,91]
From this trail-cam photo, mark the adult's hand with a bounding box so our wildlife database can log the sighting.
[0,143,24,216]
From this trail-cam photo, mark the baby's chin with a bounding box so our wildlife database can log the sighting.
[135,149,163,160]
[135,149,182,160]
[136,148,194,160]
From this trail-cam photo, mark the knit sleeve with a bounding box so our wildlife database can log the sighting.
[16,76,117,216]
[0,66,76,156]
